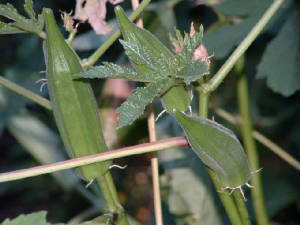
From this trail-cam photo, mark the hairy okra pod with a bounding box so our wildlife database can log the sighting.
[174,110,251,194]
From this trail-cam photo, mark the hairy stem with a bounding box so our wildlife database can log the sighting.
[214,107,300,171]
[67,28,78,44]
[233,191,252,225]
[252,131,300,171]
[0,76,52,110]
[37,31,47,39]
[97,173,129,225]
[0,137,188,183]
[82,0,151,68]
[131,0,164,221]
[147,105,163,225]
[203,0,285,93]
[198,90,243,225]
[236,62,270,225]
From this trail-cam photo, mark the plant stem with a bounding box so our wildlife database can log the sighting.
[131,0,143,28]
[209,170,244,225]
[0,76,52,110]
[82,0,152,68]
[67,28,78,44]
[68,206,99,224]
[236,67,270,225]
[233,191,252,225]
[252,131,300,171]
[131,0,164,221]
[147,105,163,225]
[198,90,243,225]
[37,31,47,39]
[0,137,188,183]
[97,173,129,225]
[199,92,210,117]
[214,107,300,171]
[203,0,285,93]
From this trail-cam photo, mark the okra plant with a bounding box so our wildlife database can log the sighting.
[0,0,298,225]
[76,6,252,197]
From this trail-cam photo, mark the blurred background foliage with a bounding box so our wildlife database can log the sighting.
[0,0,298,224]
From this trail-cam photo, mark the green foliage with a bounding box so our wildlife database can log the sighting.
[1,211,104,225]
[1,211,50,225]
[170,25,204,61]
[256,8,299,96]
[0,1,44,35]
[0,21,25,34]
[75,5,250,193]
[176,60,209,84]
[116,78,173,128]
[24,0,36,20]
[203,0,270,58]
[77,6,208,127]
[174,110,251,189]
[204,0,299,96]
[77,62,162,82]
[0,0,298,224]
[119,39,172,75]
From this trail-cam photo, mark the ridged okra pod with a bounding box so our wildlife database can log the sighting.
[44,8,110,181]
[44,9,129,224]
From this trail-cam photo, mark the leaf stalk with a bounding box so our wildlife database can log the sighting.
[236,59,270,225]
[204,0,285,94]
[197,89,245,225]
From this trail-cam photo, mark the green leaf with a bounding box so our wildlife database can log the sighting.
[182,25,204,61]
[1,211,50,225]
[24,0,36,20]
[256,9,299,96]
[176,60,209,84]
[76,62,162,82]
[168,26,209,83]
[116,78,173,128]
[215,0,269,17]
[120,39,171,75]
[0,3,26,23]
[0,2,44,35]
[203,0,270,58]
[37,12,45,31]
[0,21,25,34]
[1,211,105,225]
[204,17,258,59]
[174,111,251,189]
[115,6,174,76]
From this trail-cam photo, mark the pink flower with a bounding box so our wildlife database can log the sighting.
[74,0,124,35]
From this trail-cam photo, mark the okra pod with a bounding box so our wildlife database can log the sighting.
[44,9,129,224]
[44,8,110,181]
